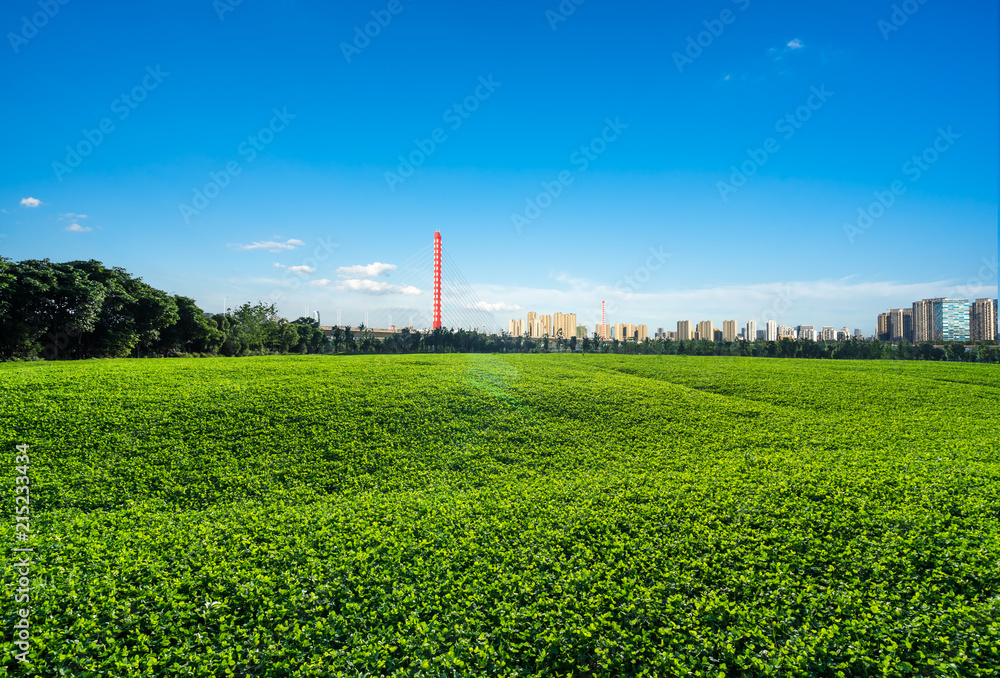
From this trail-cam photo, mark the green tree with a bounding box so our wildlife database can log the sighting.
[0,260,106,359]
[231,301,279,353]
[156,296,224,355]
[946,343,965,362]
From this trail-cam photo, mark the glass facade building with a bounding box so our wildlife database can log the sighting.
[933,298,970,341]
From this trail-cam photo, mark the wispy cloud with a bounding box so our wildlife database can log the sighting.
[337,279,421,295]
[20,197,42,208]
[336,262,397,278]
[466,301,522,312]
[471,274,992,332]
[232,238,305,252]
[309,279,332,287]
[58,212,88,220]
[66,223,92,233]
[274,263,316,274]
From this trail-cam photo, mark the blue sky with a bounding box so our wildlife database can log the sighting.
[2,0,996,333]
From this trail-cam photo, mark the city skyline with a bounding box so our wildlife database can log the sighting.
[2,1,996,333]
[506,291,997,343]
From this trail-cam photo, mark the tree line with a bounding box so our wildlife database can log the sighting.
[365,331,997,362]
[0,259,325,360]
[1,259,995,362]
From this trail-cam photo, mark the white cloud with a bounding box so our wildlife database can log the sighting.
[66,223,92,233]
[58,212,88,220]
[273,263,316,274]
[466,301,522,312]
[20,197,42,208]
[336,262,396,278]
[769,39,805,58]
[309,279,332,287]
[337,279,421,295]
[233,239,305,252]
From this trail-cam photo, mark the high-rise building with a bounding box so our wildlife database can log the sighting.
[677,320,692,341]
[970,298,998,341]
[540,314,552,337]
[838,327,850,341]
[889,308,913,342]
[935,299,969,342]
[765,320,777,341]
[696,320,714,341]
[877,312,891,341]
[853,329,863,338]
[911,298,941,342]
[797,325,815,341]
[655,326,666,340]
[911,298,970,342]
[508,319,524,336]
[745,320,757,343]
[552,312,577,339]
[820,326,835,341]
[777,324,796,339]
[636,325,648,341]
[722,320,737,342]
[594,323,610,339]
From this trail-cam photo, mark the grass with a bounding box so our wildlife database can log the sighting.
[1,355,998,676]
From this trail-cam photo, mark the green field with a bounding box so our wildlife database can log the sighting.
[2,355,998,676]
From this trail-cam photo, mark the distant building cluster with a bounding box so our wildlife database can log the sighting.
[509,311,579,339]
[877,298,997,343]
[506,296,998,345]
[508,312,650,342]
[659,319,856,343]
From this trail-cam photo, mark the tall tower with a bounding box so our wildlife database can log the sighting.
[433,231,442,329]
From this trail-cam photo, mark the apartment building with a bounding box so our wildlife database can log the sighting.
[877,312,890,341]
[889,308,913,342]
[969,298,998,341]
[722,320,737,342]
[552,312,577,339]
[765,320,778,341]
[911,298,940,342]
